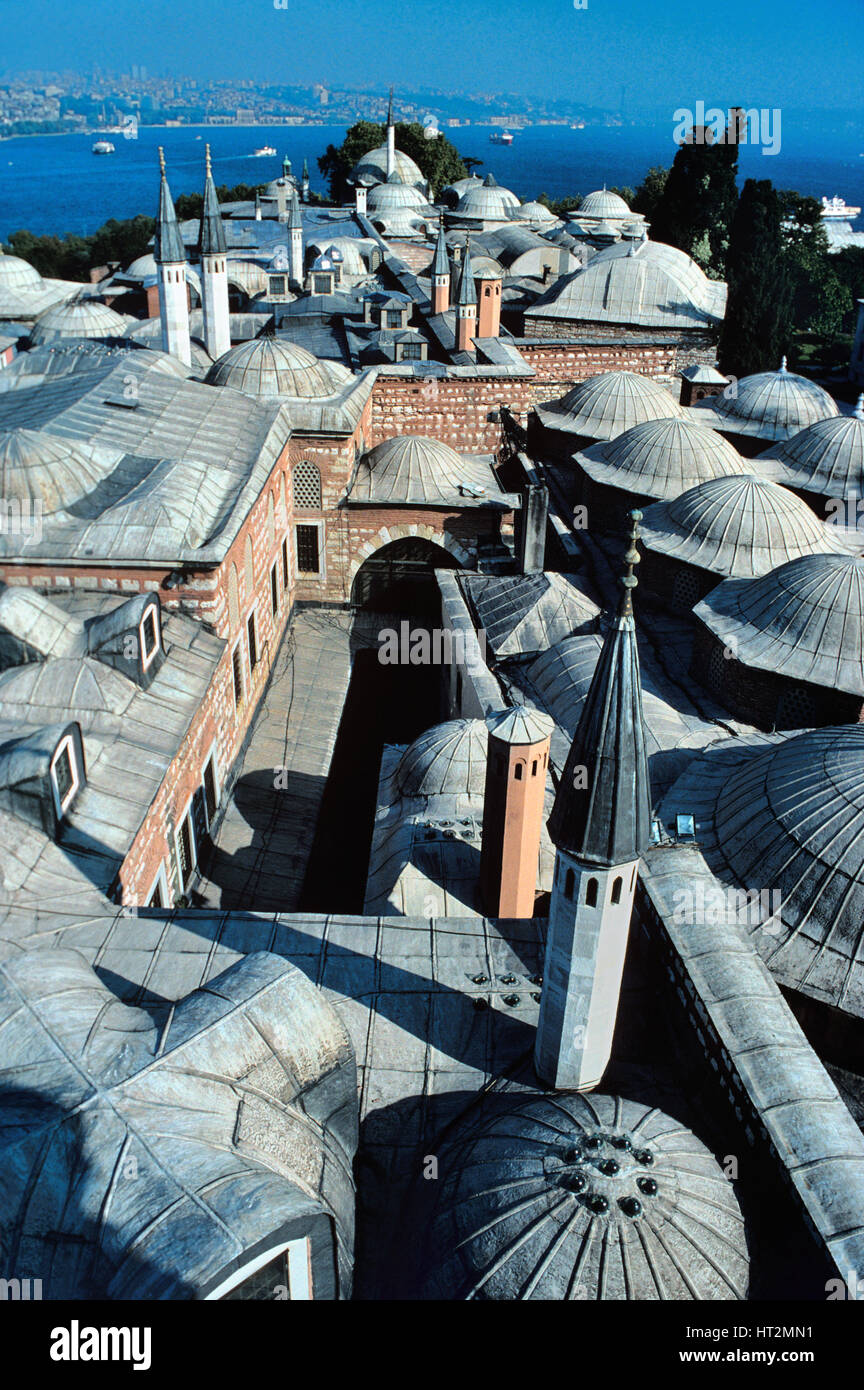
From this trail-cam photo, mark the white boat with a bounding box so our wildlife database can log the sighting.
[92,140,115,155]
[489,130,514,146]
[252,145,276,157]
[821,195,861,221]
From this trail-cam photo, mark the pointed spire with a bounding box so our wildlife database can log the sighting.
[431,222,450,278]
[198,142,226,257]
[387,87,394,127]
[456,235,477,307]
[547,510,652,866]
[287,186,302,230]
[302,157,309,179]
[483,172,498,188]
[155,147,186,265]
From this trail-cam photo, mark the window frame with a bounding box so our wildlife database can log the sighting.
[174,795,198,894]
[246,604,260,673]
[270,558,280,618]
[295,521,324,578]
[231,636,245,710]
[50,734,80,820]
[139,604,161,671]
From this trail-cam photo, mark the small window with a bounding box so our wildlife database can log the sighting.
[176,809,195,891]
[531,759,538,776]
[247,610,259,671]
[611,876,623,905]
[296,524,320,574]
[139,605,160,669]
[281,535,290,588]
[564,867,575,900]
[400,341,424,360]
[585,877,598,908]
[203,753,218,826]
[51,736,79,818]
[269,274,287,297]
[147,875,166,909]
[312,273,332,294]
[385,309,403,328]
[232,640,244,708]
[270,560,279,617]
[514,762,524,780]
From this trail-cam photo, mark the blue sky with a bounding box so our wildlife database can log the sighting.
[1,0,862,112]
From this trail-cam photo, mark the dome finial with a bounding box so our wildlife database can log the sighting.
[158,145,166,177]
[619,509,642,617]
[780,355,788,372]
[205,143,212,178]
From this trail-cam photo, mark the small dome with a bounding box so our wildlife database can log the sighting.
[695,552,864,695]
[355,435,482,504]
[757,401,864,499]
[512,200,558,223]
[264,174,298,197]
[30,300,127,345]
[693,361,840,441]
[0,427,114,515]
[537,371,685,441]
[640,474,844,578]
[0,253,42,291]
[350,143,425,189]
[577,417,743,502]
[395,718,488,797]
[456,182,521,220]
[419,1092,749,1300]
[527,634,604,730]
[367,174,429,213]
[486,707,555,745]
[205,337,351,399]
[579,187,632,217]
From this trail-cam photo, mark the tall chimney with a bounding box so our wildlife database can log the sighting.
[480,708,554,919]
[476,270,502,339]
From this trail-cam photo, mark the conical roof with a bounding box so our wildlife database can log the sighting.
[154,150,186,265]
[197,145,227,257]
[691,360,840,441]
[536,370,685,441]
[395,718,488,797]
[757,398,864,499]
[576,417,743,502]
[431,223,450,278]
[486,706,554,746]
[548,515,652,865]
[638,474,845,577]
[419,1092,749,1301]
[694,552,864,695]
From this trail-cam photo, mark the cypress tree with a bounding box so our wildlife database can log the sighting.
[718,178,794,377]
[650,119,739,276]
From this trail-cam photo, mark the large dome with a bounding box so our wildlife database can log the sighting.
[395,718,488,797]
[455,175,520,221]
[577,416,742,501]
[0,427,114,516]
[536,370,685,441]
[367,173,429,213]
[0,252,42,291]
[757,399,864,499]
[350,143,425,189]
[30,299,127,345]
[694,552,864,695]
[205,337,351,399]
[639,474,842,577]
[419,1092,749,1300]
[692,360,840,441]
[579,187,632,217]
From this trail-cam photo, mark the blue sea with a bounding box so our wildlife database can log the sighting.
[1,116,863,241]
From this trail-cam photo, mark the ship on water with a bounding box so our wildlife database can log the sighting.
[821,195,861,221]
[251,145,277,157]
[490,129,514,145]
[91,140,115,155]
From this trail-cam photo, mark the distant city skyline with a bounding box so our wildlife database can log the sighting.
[1,0,862,113]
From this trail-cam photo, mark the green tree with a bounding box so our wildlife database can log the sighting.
[317,120,467,202]
[650,124,739,276]
[537,192,582,216]
[631,166,669,222]
[718,178,794,377]
[780,190,852,339]
[5,214,155,282]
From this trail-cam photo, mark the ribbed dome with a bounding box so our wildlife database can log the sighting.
[354,435,484,504]
[350,143,425,189]
[537,371,685,441]
[486,706,555,745]
[577,417,743,501]
[693,361,840,441]
[205,337,350,399]
[639,474,840,577]
[757,401,864,499]
[695,553,864,695]
[367,174,429,212]
[0,427,113,514]
[419,1093,749,1301]
[512,200,558,223]
[30,300,127,344]
[0,253,42,291]
[580,187,632,217]
[456,183,520,220]
[395,718,488,797]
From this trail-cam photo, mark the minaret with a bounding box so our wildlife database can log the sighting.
[301,158,310,202]
[155,147,191,367]
[197,144,230,362]
[288,187,304,287]
[386,87,396,178]
[431,223,451,315]
[455,235,477,354]
[480,708,555,919]
[535,511,653,1092]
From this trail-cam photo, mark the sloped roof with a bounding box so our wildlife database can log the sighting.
[576,417,743,502]
[535,370,685,440]
[694,553,864,695]
[458,571,600,657]
[757,399,864,498]
[639,474,854,578]
[691,361,840,442]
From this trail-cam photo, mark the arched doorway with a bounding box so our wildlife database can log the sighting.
[350,536,460,615]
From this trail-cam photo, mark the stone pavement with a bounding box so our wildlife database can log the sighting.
[197,609,355,910]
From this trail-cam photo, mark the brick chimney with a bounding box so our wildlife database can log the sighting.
[476,270,502,339]
[480,708,554,919]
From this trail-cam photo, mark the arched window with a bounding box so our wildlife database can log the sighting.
[266,491,276,551]
[564,867,575,900]
[244,536,254,598]
[279,471,288,528]
[611,876,623,905]
[531,759,538,776]
[228,564,239,631]
[514,762,524,780]
[293,461,322,510]
[585,877,598,908]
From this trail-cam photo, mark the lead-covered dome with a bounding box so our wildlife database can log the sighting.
[367,172,429,213]
[395,718,488,797]
[351,434,494,505]
[512,200,559,224]
[692,360,840,441]
[30,299,127,344]
[579,187,632,218]
[0,252,42,291]
[639,474,844,577]
[757,398,864,499]
[694,552,864,695]
[536,370,685,441]
[419,1092,749,1300]
[206,337,351,398]
[0,427,114,515]
[350,143,425,189]
[577,416,743,501]
[455,174,520,220]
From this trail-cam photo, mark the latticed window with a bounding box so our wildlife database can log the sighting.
[293,461,321,510]
[296,524,320,574]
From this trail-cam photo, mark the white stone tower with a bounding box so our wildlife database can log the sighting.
[198,144,231,362]
[534,511,653,1091]
[155,147,191,368]
[288,188,304,288]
